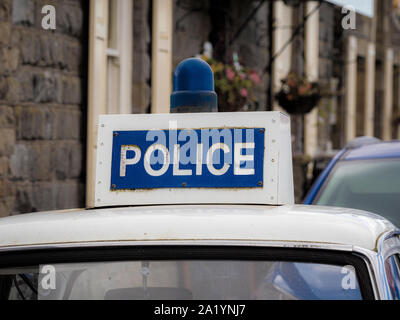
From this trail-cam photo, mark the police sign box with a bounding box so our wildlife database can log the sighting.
[111,128,264,189]
[94,112,294,207]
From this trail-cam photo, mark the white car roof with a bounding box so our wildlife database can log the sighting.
[0,205,395,252]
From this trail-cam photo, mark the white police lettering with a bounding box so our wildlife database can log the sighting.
[168,120,178,160]
[120,128,257,177]
[144,144,170,176]
[234,143,255,175]
[179,130,198,165]
[120,145,141,177]
[207,143,230,176]
[173,145,192,176]
[146,130,166,165]
[196,144,203,175]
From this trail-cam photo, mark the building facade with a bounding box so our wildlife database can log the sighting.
[0,0,88,216]
[1,0,400,216]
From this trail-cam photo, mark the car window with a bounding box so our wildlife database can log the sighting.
[313,159,400,226]
[385,255,400,300]
[0,260,362,300]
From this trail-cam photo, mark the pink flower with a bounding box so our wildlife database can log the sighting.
[239,73,246,80]
[249,71,261,85]
[298,85,307,95]
[225,67,235,81]
[239,88,248,98]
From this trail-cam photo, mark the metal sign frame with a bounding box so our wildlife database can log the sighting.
[94,111,294,207]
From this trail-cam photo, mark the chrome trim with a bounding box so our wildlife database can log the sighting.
[0,239,354,253]
[381,230,400,259]
[378,230,400,254]
[1,240,382,299]
[383,230,400,241]
[352,246,382,299]
[374,229,400,300]
[351,229,400,300]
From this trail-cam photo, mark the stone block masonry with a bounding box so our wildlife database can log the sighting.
[0,0,87,216]
[132,0,151,114]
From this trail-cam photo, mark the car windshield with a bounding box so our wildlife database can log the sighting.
[314,159,400,226]
[1,260,362,300]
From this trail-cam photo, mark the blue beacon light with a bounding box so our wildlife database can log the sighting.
[170,58,218,113]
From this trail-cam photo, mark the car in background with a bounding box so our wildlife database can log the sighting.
[304,137,400,226]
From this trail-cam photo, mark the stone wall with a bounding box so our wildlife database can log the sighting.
[0,0,87,216]
[132,0,151,114]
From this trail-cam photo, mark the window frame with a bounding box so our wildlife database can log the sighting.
[0,246,375,300]
[384,253,400,300]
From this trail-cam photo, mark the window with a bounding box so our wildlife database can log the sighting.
[314,159,400,226]
[0,247,373,300]
[1,260,365,300]
[385,254,400,300]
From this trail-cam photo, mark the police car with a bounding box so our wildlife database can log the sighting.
[0,59,399,300]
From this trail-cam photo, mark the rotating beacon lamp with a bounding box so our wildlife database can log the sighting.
[170,58,218,113]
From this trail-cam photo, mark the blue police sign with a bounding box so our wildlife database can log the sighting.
[110,128,264,190]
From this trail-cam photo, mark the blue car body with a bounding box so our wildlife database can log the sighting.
[304,140,400,206]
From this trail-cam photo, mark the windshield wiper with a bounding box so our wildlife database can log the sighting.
[14,274,38,300]
[18,274,38,296]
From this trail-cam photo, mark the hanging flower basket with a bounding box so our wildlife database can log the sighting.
[201,56,262,112]
[275,92,321,114]
[275,72,321,115]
